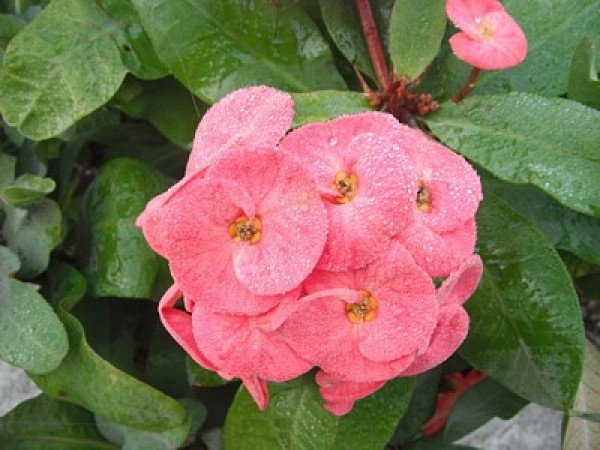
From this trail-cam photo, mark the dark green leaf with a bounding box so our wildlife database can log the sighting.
[3,198,62,278]
[0,395,116,449]
[112,77,203,149]
[80,157,169,298]
[291,91,372,126]
[132,0,345,104]
[0,278,68,373]
[427,93,600,216]
[459,194,585,409]
[485,180,600,265]
[58,108,121,142]
[389,0,446,80]
[568,36,600,109]
[44,263,87,311]
[223,375,415,450]
[30,272,187,431]
[186,356,229,387]
[443,378,528,442]
[1,174,55,207]
[563,341,600,449]
[0,13,24,48]
[0,153,16,186]
[0,245,20,275]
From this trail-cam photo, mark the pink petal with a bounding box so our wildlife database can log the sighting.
[186,86,293,175]
[446,0,505,32]
[438,254,483,307]
[316,370,385,416]
[241,376,269,410]
[157,284,218,371]
[205,147,328,295]
[400,306,470,376]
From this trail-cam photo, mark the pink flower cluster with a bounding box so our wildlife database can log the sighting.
[137,86,483,415]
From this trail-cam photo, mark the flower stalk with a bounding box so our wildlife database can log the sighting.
[355,0,390,90]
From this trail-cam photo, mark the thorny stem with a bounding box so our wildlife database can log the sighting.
[355,0,390,91]
[451,67,482,103]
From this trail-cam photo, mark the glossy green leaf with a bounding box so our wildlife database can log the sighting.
[0,0,167,140]
[95,398,206,450]
[2,198,62,278]
[112,77,203,149]
[486,180,600,265]
[0,395,116,450]
[459,194,585,409]
[30,266,187,431]
[563,340,600,449]
[223,375,415,450]
[291,91,372,126]
[568,36,600,109]
[389,0,446,80]
[132,0,345,103]
[0,278,68,373]
[427,93,600,216]
[0,245,20,275]
[0,174,55,207]
[80,157,169,298]
[443,379,528,442]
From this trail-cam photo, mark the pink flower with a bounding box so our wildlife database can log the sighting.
[447,0,527,70]
[394,127,482,276]
[315,370,385,416]
[401,254,483,376]
[279,112,416,271]
[280,242,438,383]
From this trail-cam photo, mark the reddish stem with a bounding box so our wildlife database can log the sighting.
[451,67,482,103]
[355,0,390,90]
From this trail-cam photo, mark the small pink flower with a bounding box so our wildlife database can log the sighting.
[279,112,416,271]
[280,242,438,383]
[394,127,482,276]
[316,370,385,416]
[401,254,483,376]
[447,0,527,70]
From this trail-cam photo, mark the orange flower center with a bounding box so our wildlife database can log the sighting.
[416,181,432,213]
[333,171,358,203]
[474,15,497,41]
[346,290,377,324]
[228,216,261,244]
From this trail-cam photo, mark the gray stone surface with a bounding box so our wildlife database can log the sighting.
[0,360,563,448]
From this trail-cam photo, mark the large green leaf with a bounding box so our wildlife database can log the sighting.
[568,36,600,109]
[459,194,585,409]
[389,0,446,80]
[132,0,345,103]
[223,375,415,450]
[486,180,600,265]
[0,395,116,449]
[563,340,600,449]
[0,0,165,140]
[427,93,600,216]
[433,0,600,99]
[30,265,187,432]
[291,91,372,127]
[80,157,169,298]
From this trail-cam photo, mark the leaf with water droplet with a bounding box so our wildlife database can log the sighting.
[567,36,600,109]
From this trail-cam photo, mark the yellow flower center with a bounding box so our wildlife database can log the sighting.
[333,171,358,203]
[416,181,432,213]
[346,290,377,324]
[475,15,497,41]
[228,216,261,244]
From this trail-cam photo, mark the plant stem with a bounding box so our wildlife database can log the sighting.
[355,0,390,90]
[451,67,481,103]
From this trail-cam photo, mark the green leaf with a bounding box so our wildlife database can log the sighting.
[0,278,68,374]
[2,198,62,278]
[0,153,16,186]
[443,379,528,442]
[291,91,372,127]
[0,13,24,48]
[563,340,600,449]
[80,157,169,298]
[0,394,116,449]
[0,245,20,275]
[1,174,55,207]
[223,375,415,450]
[145,325,191,397]
[95,398,206,450]
[427,93,600,216]
[30,266,187,431]
[112,77,203,149]
[485,180,600,265]
[459,194,585,410]
[131,0,345,103]
[389,0,446,80]
[186,356,229,387]
[568,36,600,109]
